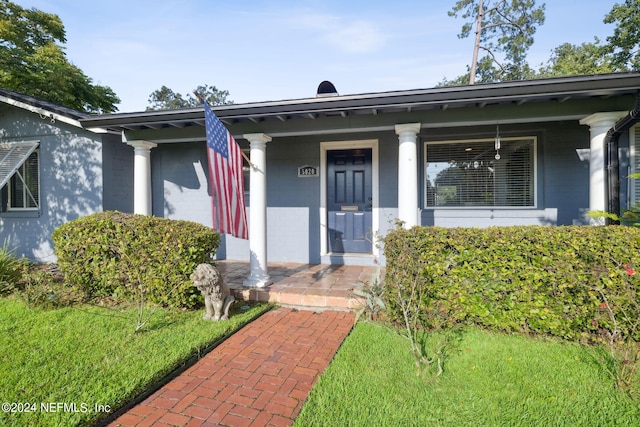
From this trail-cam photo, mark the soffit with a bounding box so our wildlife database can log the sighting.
[79,73,640,135]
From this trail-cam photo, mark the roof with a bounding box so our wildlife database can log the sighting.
[80,73,640,134]
[0,88,90,129]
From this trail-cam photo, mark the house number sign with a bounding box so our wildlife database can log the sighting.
[298,165,319,177]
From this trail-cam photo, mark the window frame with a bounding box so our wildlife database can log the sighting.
[7,148,40,212]
[423,136,538,209]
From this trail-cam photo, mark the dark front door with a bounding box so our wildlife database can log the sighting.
[327,149,373,253]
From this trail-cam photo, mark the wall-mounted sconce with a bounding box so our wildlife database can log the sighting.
[576,148,590,162]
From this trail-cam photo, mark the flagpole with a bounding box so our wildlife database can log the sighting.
[195,91,256,170]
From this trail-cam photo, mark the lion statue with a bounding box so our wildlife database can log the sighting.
[190,263,235,321]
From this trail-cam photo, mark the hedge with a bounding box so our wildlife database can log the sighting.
[52,212,220,308]
[384,225,640,341]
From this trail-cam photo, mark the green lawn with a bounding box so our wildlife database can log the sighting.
[295,322,640,427]
[0,297,269,427]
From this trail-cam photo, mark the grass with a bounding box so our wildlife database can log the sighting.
[0,295,270,427]
[295,322,640,427]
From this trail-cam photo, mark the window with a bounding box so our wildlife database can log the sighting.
[425,137,535,208]
[0,141,40,211]
[631,125,640,205]
[8,150,39,210]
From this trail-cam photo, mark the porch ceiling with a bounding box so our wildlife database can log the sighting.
[80,73,640,135]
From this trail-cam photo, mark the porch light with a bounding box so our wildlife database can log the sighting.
[494,125,501,160]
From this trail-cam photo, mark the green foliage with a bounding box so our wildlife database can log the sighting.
[384,225,640,342]
[146,84,233,110]
[18,265,82,309]
[51,211,220,309]
[446,0,545,84]
[590,174,640,226]
[0,242,24,295]
[537,39,616,77]
[591,277,640,398]
[352,267,386,322]
[604,0,640,71]
[0,0,119,113]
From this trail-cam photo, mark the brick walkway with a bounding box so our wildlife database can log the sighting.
[107,308,355,427]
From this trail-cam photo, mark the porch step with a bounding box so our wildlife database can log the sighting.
[217,260,382,311]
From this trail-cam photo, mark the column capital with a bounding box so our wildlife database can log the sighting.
[579,112,626,130]
[243,133,272,144]
[126,140,157,150]
[395,123,421,135]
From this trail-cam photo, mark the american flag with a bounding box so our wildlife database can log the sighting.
[203,100,248,240]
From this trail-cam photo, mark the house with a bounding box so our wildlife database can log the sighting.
[0,88,133,262]
[3,73,640,284]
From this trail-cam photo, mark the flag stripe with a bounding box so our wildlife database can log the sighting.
[203,101,248,239]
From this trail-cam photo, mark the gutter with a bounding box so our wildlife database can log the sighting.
[604,91,640,223]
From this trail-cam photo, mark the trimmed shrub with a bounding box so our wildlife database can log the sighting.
[384,225,640,341]
[0,242,24,295]
[52,212,220,308]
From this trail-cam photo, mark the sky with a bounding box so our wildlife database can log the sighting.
[19,0,618,113]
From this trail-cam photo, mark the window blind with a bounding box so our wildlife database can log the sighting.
[425,138,535,207]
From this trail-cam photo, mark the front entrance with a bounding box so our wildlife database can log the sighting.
[327,149,373,253]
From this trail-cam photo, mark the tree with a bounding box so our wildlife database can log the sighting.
[537,39,615,77]
[0,0,120,113]
[146,84,232,110]
[446,0,545,85]
[535,1,639,78]
[603,0,640,71]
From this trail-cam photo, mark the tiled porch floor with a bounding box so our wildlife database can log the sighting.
[217,260,383,310]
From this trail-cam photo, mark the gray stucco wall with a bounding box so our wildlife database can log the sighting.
[150,120,594,266]
[102,134,134,212]
[151,132,399,265]
[0,106,104,262]
[420,122,590,227]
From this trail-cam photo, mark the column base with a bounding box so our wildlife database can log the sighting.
[243,274,271,288]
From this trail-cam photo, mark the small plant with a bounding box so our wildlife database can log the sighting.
[352,267,386,322]
[20,265,82,309]
[393,271,461,378]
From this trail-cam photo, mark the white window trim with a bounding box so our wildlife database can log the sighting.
[7,148,40,212]
[424,136,538,209]
[631,125,639,206]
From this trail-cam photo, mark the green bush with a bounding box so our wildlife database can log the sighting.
[384,225,640,341]
[52,212,220,308]
[0,242,24,295]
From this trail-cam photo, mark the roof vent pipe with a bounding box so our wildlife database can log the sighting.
[316,81,339,97]
[604,90,640,223]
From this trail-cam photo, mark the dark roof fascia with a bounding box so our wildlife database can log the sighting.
[80,73,640,131]
[0,88,89,121]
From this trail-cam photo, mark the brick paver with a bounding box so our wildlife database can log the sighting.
[108,308,354,427]
[220,261,382,310]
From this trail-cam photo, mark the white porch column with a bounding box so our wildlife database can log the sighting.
[579,112,625,225]
[126,140,157,216]
[395,123,421,228]
[243,133,271,288]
